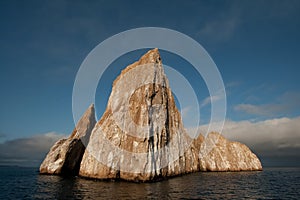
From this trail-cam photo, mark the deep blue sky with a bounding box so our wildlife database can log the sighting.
[0,0,300,166]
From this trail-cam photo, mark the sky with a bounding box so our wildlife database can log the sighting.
[0,0,300,167]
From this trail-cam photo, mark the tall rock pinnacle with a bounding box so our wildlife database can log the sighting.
[79,48,199,181]
[40,48,262,181]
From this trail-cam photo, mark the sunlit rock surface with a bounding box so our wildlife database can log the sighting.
[79,49,199,181]
[196,132,262,171]
[40,104,96,175]
[40,48,262,181]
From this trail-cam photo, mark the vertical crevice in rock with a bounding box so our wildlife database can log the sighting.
[164,88,170,146]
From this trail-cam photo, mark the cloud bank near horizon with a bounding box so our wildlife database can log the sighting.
[0,132,66,167]
[1,117,300,167]
[221,117,300,156]
[193,116,300,166]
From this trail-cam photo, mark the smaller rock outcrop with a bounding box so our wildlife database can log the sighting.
[39,104,96,175]
[196,132,262,171]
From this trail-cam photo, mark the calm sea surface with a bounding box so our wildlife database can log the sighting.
[0,166,299,199]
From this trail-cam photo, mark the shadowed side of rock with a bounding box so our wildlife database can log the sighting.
[39,104,96,175]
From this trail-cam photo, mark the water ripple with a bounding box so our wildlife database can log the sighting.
[1,167,299,199]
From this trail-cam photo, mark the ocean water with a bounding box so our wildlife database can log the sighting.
[0,166,299,199]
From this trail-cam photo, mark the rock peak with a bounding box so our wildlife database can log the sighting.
[40,104,96,175]
[113,48,163,87]
[89,103,95,109]
[40,48,262,181]
[72,103,96,140]
[139,48,162,65]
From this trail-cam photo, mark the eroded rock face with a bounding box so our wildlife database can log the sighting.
[40,48,262,181]
[195,132,262,171]
[79,49,200,181]
[39,104,96,175]
[78,49,262,181]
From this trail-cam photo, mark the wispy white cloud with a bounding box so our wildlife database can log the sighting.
[201,95,223,108]
[180,106,191,118]
[200,88,226,108]
[234,103,282,116]
[198,17,240,42]
[225,81,240,89]
[196,2,243,43]
[196,0,300,44]
[234,92,300,117]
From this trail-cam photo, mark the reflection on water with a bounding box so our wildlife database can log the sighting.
[34,175,176,199]
[1,167,299,199]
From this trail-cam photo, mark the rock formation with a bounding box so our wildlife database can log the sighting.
[40,104,96,175]
[40,48,262,181]
[194,132,262,171]
[79,48,200,181]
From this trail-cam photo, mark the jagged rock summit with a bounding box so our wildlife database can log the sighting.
[40,48,262,181]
